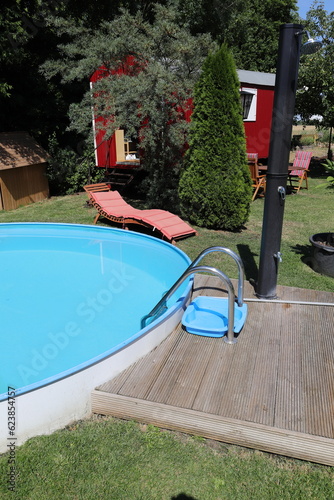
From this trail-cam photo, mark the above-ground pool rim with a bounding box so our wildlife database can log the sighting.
[0,222,193,402]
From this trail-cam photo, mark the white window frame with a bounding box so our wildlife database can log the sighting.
[240,87,257,122]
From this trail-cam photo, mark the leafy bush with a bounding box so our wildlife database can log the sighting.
[320,128,331,144]
[46,133,104,195]
[321,158,334,188]
[179,44,252,230]
[300,135,316,147]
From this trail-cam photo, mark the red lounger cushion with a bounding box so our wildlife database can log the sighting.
[89,191,197,242]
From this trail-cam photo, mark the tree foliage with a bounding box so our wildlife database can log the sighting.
[46,133,104,196]
[41,6,215,209]
[178,45,252,230]
[175,0,298,72]
[0,0,299,144]
[0,0,40,97]
[0,0,166,137]
[0,0,301,199]
[225,0,298,72]
[0,0,82,141]
[295,1,334,129]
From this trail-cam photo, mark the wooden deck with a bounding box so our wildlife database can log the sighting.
[92,275,334,466]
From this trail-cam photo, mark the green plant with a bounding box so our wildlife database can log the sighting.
[300,135,316,147]
[46,133,77,195]
[320,158,334,188]
[65,149,105,194]
[46,133,104,195]
[295,5,334,155]
[179,44,252,230]
[319,127,332,144]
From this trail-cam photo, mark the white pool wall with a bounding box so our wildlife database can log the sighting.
[0,296,188,453]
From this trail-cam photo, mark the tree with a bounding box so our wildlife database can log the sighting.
[178,44,252,230]
[0,0,298,150]
[226,0,298,72]
[41,6,215,209]
[295,1,334,157]
[0,0,40,97]
[174,0,244,43]
[0,0,168,139]
[0,0,81,141]
[174,0,298,72]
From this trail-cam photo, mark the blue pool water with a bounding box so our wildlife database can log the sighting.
[0,223,192,400]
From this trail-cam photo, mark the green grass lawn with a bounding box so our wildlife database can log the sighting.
[1,177,331,291]
[177,178,334,293]
[0,179,333,498]
[1,417,334,500]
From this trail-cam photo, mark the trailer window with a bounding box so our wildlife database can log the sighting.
[240,88,257,121]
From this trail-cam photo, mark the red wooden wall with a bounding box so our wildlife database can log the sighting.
[90,66,117,168]
[243,86,274,159]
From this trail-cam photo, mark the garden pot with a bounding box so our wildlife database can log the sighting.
[309,233,334,278]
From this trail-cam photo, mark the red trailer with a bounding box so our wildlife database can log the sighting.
[238,70,275,161]
[90,67,275,174]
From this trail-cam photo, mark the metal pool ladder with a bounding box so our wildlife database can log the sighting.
[141,246,246,344]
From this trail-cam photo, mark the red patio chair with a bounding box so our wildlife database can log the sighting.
[288,151,313,193]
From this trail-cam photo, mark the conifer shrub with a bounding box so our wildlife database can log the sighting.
[179,44,252,230]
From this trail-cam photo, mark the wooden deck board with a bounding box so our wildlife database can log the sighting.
[240,302,281,426]
[191,335,237,415]
[91,391,334,466]
[148,331,217,408]
[92,275,334,466]
[302,305,334,438]
[275,303,306,433]
[105,328,183,399]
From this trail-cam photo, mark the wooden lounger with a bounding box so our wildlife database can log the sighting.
[83,183,111,193]
[87,189,197,243]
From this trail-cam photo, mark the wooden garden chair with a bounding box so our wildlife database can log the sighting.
[247,153,266,201]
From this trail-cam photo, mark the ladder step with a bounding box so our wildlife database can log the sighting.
[182,296,248,337]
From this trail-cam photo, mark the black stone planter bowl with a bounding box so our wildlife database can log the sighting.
[309,233,334,278]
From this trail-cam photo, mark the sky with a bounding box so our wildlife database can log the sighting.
[296,0,333,19]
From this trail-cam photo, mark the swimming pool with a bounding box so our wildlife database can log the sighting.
[0,223,192,451]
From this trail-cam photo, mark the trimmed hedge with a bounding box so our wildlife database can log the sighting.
[179,44,252,230]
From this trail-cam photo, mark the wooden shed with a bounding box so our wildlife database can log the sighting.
[0,132,49,211]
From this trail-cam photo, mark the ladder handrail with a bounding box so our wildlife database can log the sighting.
[190,246,245,307]
[141,246,245,327]
[141,246,245,344]
[141,265,237,344]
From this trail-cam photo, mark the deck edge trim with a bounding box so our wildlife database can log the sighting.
[91,390,334,467]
